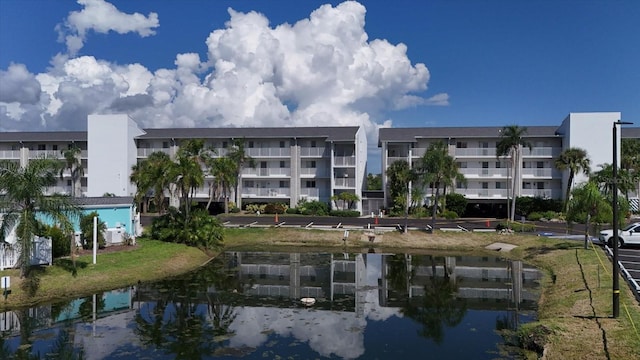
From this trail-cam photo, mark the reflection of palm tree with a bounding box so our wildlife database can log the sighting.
[385,254,414,295]
[401,256,467,344]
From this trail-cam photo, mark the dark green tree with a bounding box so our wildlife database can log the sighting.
[366,173,382,190]
[59,145,84,198]
[555,147,590,212]
[386,160,417,233]
[79,211,106,249]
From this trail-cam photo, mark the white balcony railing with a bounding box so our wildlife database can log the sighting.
[459,168,509,177]
[243,168,291,177]
[300,168,330,177]
[522,147,561,157]
[334,156,356,167]
[300,188,320,197]
[137,148,171,157]
[520,189,562,198]
[334,178,356,188]
[0,150,20,159]
[458,189,508,198]
[246,148,291,157]
[300,147,328,157]
[243,188,291,198]
[454,148,497,157]
[521,168,557,178]
[29,150,61,159]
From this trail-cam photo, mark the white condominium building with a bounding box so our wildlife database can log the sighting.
[379,112,640,216]
[1,114,368,213]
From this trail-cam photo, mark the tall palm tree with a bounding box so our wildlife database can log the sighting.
[554,147,590,212]
[496,125,532,222]
[0,159,80,277]
[60,145,84,198]
[386,160,416,233]
[170,139,208,221]
[130,151,173,214]
[418,141,465,230]
[226,139,256,210]
[207,156,237,213]
[566,181,611,249]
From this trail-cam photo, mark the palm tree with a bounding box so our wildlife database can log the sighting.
[554,147,590,212]
[207,156,236,213]
[496,125,532,222]
[170,139,208,221]
[0,159,80,277]
[60,145,84,197]
[417,141,465,230]
[131,151,173,214]
[566,181,611,249]
[386,160,416,233]
[226,139,256,211]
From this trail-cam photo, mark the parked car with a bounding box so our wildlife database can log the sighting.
[599,222,640,248]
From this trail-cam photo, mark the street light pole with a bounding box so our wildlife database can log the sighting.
[612,120,633,318]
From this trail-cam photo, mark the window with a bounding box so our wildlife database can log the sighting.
[537,182,545,189]
[306,180,316,188]
[496,182,502,189]
[482,182,488,189]
[52,145,58,151]
[38,144,46,150]
[456,162,467,168]
[523,182,532,189]
[482,162,489,168]
[244,181,254,188]
[311,140,317,148]
[280,141,286,148]
[279,181,289,188]
[222,141,228,148]
[537,161,544,168]
[280,161,286,168]
[67,180,72,186]
[496,161,501,168]
[307,160,316,168]
[456,141,467,148]
[248,141,254,148]
[480,141,489,148]
[456,180,465,189]
[162,141,169,148]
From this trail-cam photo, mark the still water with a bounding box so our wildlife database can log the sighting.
[1,252,541,359]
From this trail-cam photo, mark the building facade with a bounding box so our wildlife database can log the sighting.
[1,114,368,213]
[379,112,640,215]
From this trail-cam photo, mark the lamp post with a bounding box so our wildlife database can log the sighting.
[612,120,633,318]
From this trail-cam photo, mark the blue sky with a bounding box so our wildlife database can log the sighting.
[1,0,639,172]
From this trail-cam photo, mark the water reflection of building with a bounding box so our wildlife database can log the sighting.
[227,252,541,312]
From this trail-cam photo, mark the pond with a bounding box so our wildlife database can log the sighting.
[1,251,542,359]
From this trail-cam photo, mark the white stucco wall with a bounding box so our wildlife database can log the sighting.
[87,114,145,197]
[355,126,368,212]
[557,112,621,189]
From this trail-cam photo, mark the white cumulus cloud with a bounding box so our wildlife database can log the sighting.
[57,0,159,56]
[1,0,446,143]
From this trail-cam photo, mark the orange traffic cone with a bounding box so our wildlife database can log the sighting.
[486,220,491,227]
[374,216,379,225]
[275,213,279,223]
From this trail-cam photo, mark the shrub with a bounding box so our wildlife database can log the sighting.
[516,197,563,217]
[297,199,329,216]
[79,211,106,249]
[445,193,467,217]
[285,207,299,214]
[442,210,458,220]
[150,207,224,249]
[329,210,360,217]
[527,212,543,221]
[43,225,71,258]
[542,211,559,220]
[496,221,536,233]
[264,203,288,214]
[246,203,266,214]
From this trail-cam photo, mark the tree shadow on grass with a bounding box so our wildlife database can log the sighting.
[53,258,88,277]
[525,241,581,257]
[21,266,46,297]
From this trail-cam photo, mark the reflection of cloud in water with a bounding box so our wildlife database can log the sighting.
[228,254,403,359]
[230,307,366,359]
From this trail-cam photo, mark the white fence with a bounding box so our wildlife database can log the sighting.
[0,237,53,270]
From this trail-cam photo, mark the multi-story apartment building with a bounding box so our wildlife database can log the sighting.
[379,112,640,215]
[1,114,368,213]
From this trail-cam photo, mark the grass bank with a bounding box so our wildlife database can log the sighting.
[1,227,639,359]
[0,239,211,310]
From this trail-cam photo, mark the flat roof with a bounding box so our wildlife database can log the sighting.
[379,126,561,144]
[138,126,360,142]
[0,131,87,142]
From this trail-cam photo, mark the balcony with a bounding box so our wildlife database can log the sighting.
[243,168,291,177]
[459,168,509,178]
[0,150,20,159]
[243,188,291,198]
[137,148,171,157]
[334,156,355,167]
[300,188,319,197]
[521,189,562,199]
[457,189,508,198]
[300,168,330,177]
[29,150,61,159]
[246,148,291,157]
[334,177,356,188]
[454,148,497,157]
[300,147,328,157]
[521,168,557,178]
[522,147,561,158]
